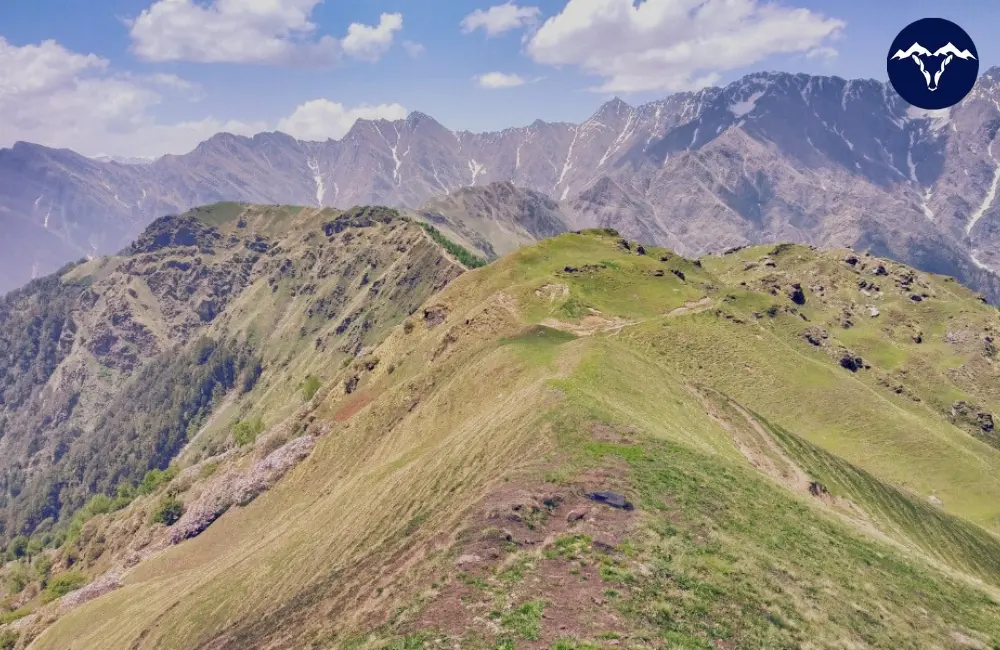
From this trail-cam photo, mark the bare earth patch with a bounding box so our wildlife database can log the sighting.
[541,310,635,337]
[535,283,570,302]
[666,296,714,317]
[408,467,638,647]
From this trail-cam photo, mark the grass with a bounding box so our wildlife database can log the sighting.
[499,600,546,640]
[27,229,1000,649]
[761,416,1000,586]
[419,223,488,268]
[232,417,265,447]
[301,375,321,401]
[41,572,87,604]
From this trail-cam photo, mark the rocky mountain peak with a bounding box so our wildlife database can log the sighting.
[591,97,633,123]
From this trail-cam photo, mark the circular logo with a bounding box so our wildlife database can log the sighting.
[887,18,978,110]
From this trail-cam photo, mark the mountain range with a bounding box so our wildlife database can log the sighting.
[4,68,1000,301]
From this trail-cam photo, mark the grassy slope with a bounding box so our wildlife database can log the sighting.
[29,231,1000,649]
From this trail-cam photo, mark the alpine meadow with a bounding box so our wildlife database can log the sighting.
[0,201,997,649]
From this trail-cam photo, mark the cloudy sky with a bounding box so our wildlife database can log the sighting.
[1,0,996,158]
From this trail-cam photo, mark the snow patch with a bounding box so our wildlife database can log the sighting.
[729,91,763,117]
[800,79,813,104]
[967,139,1000,235]
[644,105,664,150]
[971,251,991,270]
[689,127,700,149]
[906,132,918,183]
[516,131,532,171]
[598,109,636,168]
[306,158,325,207]
[921,189,935,221]
[430,161,449,195]
[906,106,951,133]
[556,126,579,191]
[468,159,485,185]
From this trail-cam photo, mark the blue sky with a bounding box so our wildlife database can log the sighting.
[0,0,996,157]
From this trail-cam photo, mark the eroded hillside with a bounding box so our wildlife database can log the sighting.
[4,224,1000,649]
[0,203,465,548]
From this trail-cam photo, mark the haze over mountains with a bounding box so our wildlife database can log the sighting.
[5,68,1000,299]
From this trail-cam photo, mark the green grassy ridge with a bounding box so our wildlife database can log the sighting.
[20,226,1000,648]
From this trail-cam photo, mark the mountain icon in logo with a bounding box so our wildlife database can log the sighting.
[887,18,978,110]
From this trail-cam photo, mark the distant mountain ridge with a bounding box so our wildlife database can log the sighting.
[4,68,1000,298]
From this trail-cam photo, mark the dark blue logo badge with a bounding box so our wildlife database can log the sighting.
[887,18,978,110]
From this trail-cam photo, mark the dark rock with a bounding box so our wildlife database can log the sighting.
[636,245,646,255]
[873,264,888,276]
[423,306,448,328]
[803,327,828,346]
[653,270,665,277]
[838,351,864,372]
[617,239,631,251]
[246,237,270,253]
[787,283,806,305]
[809,482,829,497]
[196,299,218,322]
[344,375,360,394]
[564,266,578,273]
[910,294,923,302]
[671,269,686,281]
[843,255,859,266]
[586,491,634,510]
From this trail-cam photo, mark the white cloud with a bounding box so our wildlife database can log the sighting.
[806,46,838,60]
[342,12,403,62]
[475,72,527,88]
[129,0,338,65]
[403,40,426,58]
[461,3,541,36]
[276,99,408,141]
[130,0,402,65]
[526,0,845,93]
[0,37,404,158]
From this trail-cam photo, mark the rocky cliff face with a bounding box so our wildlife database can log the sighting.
[5,69,1000,298]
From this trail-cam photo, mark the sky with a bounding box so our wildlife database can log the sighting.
[1,0,997,158]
